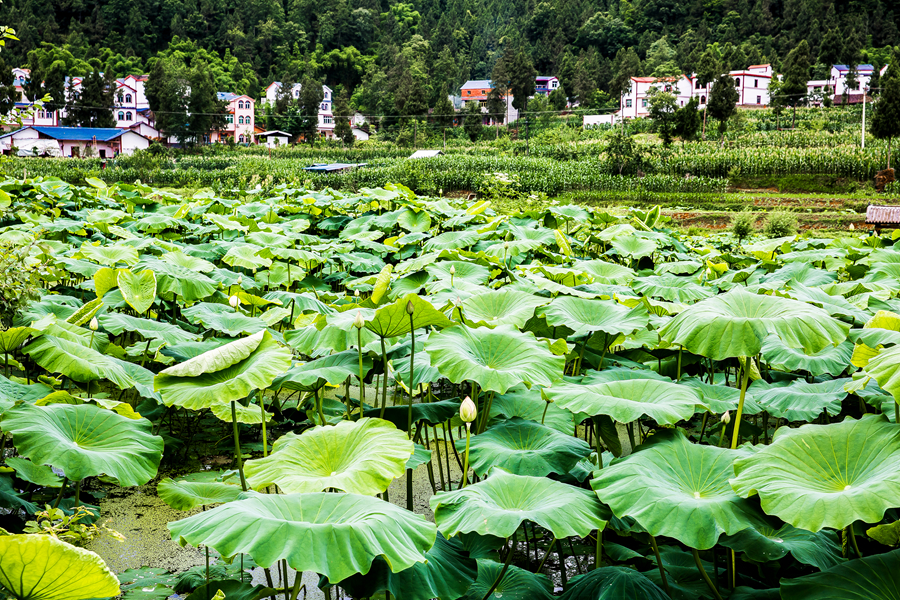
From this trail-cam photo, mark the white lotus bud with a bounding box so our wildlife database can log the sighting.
[406,300,415,315]
[229,295,239,308]
[504,241,510,250]
[237,276,242,285]
[353,311,365,329]
[721,411,731,425]
[354,289,360,297]
[89,317,99,331]
[460,396,477,423]
[450,265,456,275]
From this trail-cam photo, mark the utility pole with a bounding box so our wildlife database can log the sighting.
[862,84,867,149]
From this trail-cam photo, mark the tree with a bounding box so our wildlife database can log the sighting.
[186,63,227,145]
[0,57,18,117]
[298,76,324,144]
[780,40,812,128]
[706,73,739,140]
[871,50,900,169]
[508,48,536,112]
[604,128,641,175]
[609,47,641,100]
[64,69,115,128]
[549,86,568,111]
[463,100,483,142]
[674,96,701,143]
[646,87,678,146]
[146,57,191,145]
[333,90,354,146]
[432,93,455,146]
[695,47,721,138]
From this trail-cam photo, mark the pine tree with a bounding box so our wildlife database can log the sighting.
[508,48,536,112]
[707,73,739,140]
[146,58,190,145]
[609,47,641,99]
[871,49,900,169]
[187,63,227,145]
[463,100,483,142]
[432,92,455,146]
[298,75,324,145]
[781,40,812,127]
[674,96,702,143]
[64,69,115,128]
[333,90,354,146]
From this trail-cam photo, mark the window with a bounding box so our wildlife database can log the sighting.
[118,111,125,120]
[239,135,245,143]
[321,103,326,110]
[701,95,707,103]
[125,112,132,121]
[324,116,333,124]
[696,80,702,89]
[625,99,632,107]
[757,95,761,104]
[664,85,672,92]
[734,78,740,87]
[227,114,233,123]
[238,101,244,109]
[681,101,684,106]
[117,93,123,103]
[754,79,758,87]
[238,116,245,124]
[125,94,132,103]
[466,90,470,95]
[641,98,647,107]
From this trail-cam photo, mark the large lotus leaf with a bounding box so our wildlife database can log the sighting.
[460,560,553,600]
[430,468,606,539]
[536,297,649,338]
[547,379,705,425]
[117,268,157,314]
[780,549,900,600]
[210,401,273,424]
[461,289,550,328]
[154,331,292,409]
[658,287,849,360]
[364,293,453,338]
[22,335,135,388]
[99,313,201,345]
[423,230,482,252]
[861,344,900,400]
[749,378,849,421]
[591,429,757,550]
[679,376,764,415]
[135,257,218,302]
[577,260,636,285]
[425,324,565,394]
[459,417,591,477]
[719,513,843,570]
[0,375,54,411]
[761,336,853,376]
[731,414,900,532]
[157,478,242,511]
[0,534,120,600]
[77,241,139,266]
[1,402,163,486]
[631,274,714,303]
[243,418,413,495]
[223,244,272,270]
[181,302,267,336]
[337,533,477,600]
[364,399,461,430]
[560,567,669,600]
[488,384,575,435]
[168,492,436,583]
[611,235,657,259]
[5,457,64,488]
[272,351,372,392]
[184,580,276,600]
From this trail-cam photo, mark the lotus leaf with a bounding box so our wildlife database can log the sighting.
[780,549,900,599]
[547,379,706,425]
[460,560,553,600]
[157,478,242,511]
[117,268,157,314]
[364,293,453,338]
[168,492,436,583]
[461,289,550,328]
[23,335,135,388]
[560,567,669,600]
[749,378,849,421]
[536,297,649,338]
[720,514,843,570]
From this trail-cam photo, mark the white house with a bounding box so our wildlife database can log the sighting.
[620,76,694,119]
[0,126,150,157]
[256,130,291,148]
[351,126,370,141]
[263,82,335,137]
[583,113,621,128]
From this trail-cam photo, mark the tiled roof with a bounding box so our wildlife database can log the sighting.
[867,205,900,224]
[461,80,492,90]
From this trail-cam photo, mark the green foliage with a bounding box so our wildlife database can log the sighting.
[762,210,798,238]
[463,101,483,142]
[0,239,44,329]
[731,209,756,241]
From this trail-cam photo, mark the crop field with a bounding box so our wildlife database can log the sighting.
[4,175,900,599]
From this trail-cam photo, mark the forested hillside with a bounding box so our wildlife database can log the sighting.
[2,0,898,110]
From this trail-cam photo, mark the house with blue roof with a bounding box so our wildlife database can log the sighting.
[0,126,150,157]
[829,64,888,100]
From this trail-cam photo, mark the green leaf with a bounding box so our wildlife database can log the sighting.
[397,207,432,233]
[135,257,218,302]
[547,379,706,425]
[157,478,242,511]
[591,429,757,550]
[461,289,550,329]
[868,520,900,546]
[780,549,900,600]
[761,336,853,377]
[117,268,157,314]
[1,402,163,486]
[487,384,575,436]
[64,298,104,327]
[461,560,553,600]
[731,414,900,532]
[364,293,453,338]
[181,303,268,337]
[431,468,606,539]
[659,288,849,360]
[560,567,669,600]
[371,264,393,305]
[460,417,591,477]
[338,533,477,600]
[5,457,64,488]
[425,324,565,394]
[720,514,844,570]
[272,350,371,392]
[861,344,900,401]
[364,399,461,430]
[93,267,120,299]
[536,297,649,337]
[749,378,849,421]
[210,402,273,424]
[99,313,201,345]
[22,335,135,389]
[631,274,715,303]
[185,581,276,600]
[168,492,436,583]
[0,534,120,600]
[154,331,292,410]
[244,418,413,495]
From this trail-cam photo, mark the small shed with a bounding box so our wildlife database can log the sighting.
[409,150,443,159]
[352,127,370,141]
[866,204,900,233]
[302,163,368,173]
[257,130,292,148]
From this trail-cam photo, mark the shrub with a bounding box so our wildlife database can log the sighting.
[762,210,798,238]
[731,210,756,241]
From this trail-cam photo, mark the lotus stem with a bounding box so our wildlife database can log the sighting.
[283,558,290,598]
[290,577,305,600]
[73,479,81,506]
[558,535,568,590]
[677,346,683,381]
[699,413,709,444]
[599,333,609,370]
[480,531,516,600]
[206,546,210,585]
[432,425,446,491]
[461,423,471,488]
[536,536,556,573]
[52,477,68,509]
[314,389,326,427]
[692,548,723,600]
[850,523,863,557]
[649,535,670,594]
[594,528,602,570]
[380,337,389,418]
[575,341,586,375]
[895,400,899,425]
[357,327,365,420]
[730,361,751,450]
[407,316,415,439]
[541,400,550,425]
[260,394,268,458]
[232,400,248,492]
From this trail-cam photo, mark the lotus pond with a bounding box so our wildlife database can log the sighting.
[2,178,900,599]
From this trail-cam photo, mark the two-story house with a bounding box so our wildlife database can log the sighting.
[534,76,561,95]
[211,92,255,143]
[619,76,694,118]
[263,82,334,138]
[113,75,159,138]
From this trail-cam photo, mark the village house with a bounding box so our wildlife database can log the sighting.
[534,76,561,95]
[263,82,335,138]
[0,126,150,157]
[210,92,255,144]
[619,75,694,119]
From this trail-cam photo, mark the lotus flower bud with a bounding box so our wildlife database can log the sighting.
[354,289,360,297]
[353,311,365,329]
[236,276,242,285]
[721,411,731,425]
[229,295,239,308]
[503,241,510,250]
[89,316,99,331]
[450,265,456,275]
[406,300,415,315]
[460,396,477,423]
